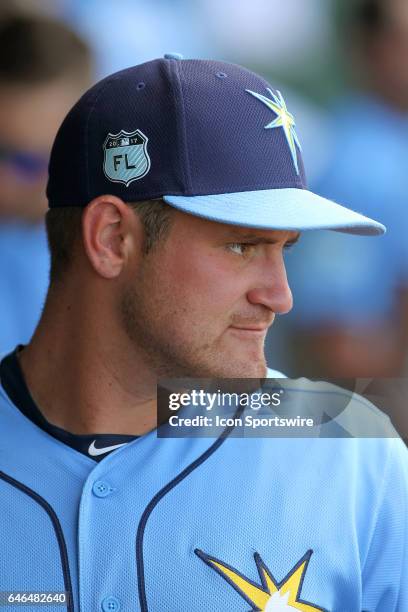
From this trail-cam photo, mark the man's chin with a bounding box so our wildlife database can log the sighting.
[150,337,267,379]
[197,359,267,379]
[195,341,268,378]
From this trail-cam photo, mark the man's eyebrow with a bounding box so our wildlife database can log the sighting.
[225,231,301,245]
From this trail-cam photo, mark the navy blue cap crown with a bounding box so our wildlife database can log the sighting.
[47,56,306,208]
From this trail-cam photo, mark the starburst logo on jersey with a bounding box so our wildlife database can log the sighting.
[246,88,302,175]
[195,548,327,611]
[103,129,151,186]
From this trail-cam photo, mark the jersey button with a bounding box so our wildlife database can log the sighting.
[92,480,114,498]
[101,596,121,611]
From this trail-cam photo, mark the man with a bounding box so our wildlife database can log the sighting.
[0,55,406,611]
[0,12,92,353]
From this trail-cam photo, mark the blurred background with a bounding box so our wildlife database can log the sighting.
[1,0,408,381]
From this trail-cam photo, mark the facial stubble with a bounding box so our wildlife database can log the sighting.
[119,264,267,379]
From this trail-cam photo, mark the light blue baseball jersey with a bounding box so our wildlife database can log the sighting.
[0,360,407,611]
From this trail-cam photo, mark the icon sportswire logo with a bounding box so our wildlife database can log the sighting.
[88,440,128,457]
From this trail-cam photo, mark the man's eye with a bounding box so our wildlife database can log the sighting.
[227,243,255,256]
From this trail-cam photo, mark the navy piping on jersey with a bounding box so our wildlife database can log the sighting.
[136,405,244,612]
[0,346,49,433]
[0,471,74,612]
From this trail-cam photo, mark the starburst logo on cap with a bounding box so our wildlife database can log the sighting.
[195,549,326,611]
[246,88,302,175]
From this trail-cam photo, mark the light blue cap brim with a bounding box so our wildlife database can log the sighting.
[163,188,385,236]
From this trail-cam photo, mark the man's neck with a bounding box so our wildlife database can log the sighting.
[19,299,159,436]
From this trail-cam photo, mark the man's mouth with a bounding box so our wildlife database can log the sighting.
[229,326,269,337]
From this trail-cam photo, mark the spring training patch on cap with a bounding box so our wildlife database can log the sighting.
[103,129,151,186]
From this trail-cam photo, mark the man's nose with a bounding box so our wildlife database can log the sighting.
[246,256,293,315]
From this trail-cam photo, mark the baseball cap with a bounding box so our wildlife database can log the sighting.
[47,54,385,236]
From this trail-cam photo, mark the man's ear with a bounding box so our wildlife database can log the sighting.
[82,195,143,279]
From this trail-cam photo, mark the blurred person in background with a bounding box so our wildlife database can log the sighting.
[0,12,92,354]
[283,0,408,378]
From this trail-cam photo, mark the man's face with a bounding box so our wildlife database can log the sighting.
[120,210,297,378]
[0,80,83,222]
